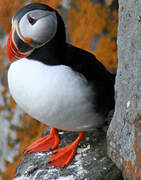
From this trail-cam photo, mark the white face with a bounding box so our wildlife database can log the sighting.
[18,10,57,47]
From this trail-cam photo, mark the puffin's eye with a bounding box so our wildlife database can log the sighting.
[27,15,37,25]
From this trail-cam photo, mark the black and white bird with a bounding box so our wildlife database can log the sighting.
[7,3,115,168]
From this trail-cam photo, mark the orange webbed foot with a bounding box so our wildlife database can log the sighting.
[24,127,60,154]
[49,132,85,168]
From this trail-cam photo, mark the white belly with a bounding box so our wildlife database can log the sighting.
[8,58,104,131]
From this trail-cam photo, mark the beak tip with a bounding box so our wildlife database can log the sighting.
[7,30,14,62]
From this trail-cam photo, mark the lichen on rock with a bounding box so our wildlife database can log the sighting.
[13,129,123,180]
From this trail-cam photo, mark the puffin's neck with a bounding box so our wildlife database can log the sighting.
[28,12,67,65]
[28,39,66,65]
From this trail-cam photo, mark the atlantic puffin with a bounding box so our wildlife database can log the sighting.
[7,3,115,168]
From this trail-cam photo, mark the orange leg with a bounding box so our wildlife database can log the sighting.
[49,131,85,168]
[24,127,60,154]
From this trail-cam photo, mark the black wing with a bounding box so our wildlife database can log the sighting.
[63,44,115,116]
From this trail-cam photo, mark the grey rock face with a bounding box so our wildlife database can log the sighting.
[13,129,122,180]
[107,0,141,179]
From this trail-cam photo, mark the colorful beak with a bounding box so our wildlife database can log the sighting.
[7,25,34,62]
[7,28,27,62]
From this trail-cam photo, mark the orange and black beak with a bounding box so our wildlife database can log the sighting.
[7,22,34,62]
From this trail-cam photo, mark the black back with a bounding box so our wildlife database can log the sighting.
[64,44,115,116]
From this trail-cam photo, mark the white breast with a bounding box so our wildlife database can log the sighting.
[8,58,104,131]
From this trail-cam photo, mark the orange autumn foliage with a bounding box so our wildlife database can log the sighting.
[96,35,117,69]
[32,0,61,10]
[0,0,24,33]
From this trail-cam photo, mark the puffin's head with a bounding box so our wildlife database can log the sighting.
[7,3,58,62]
